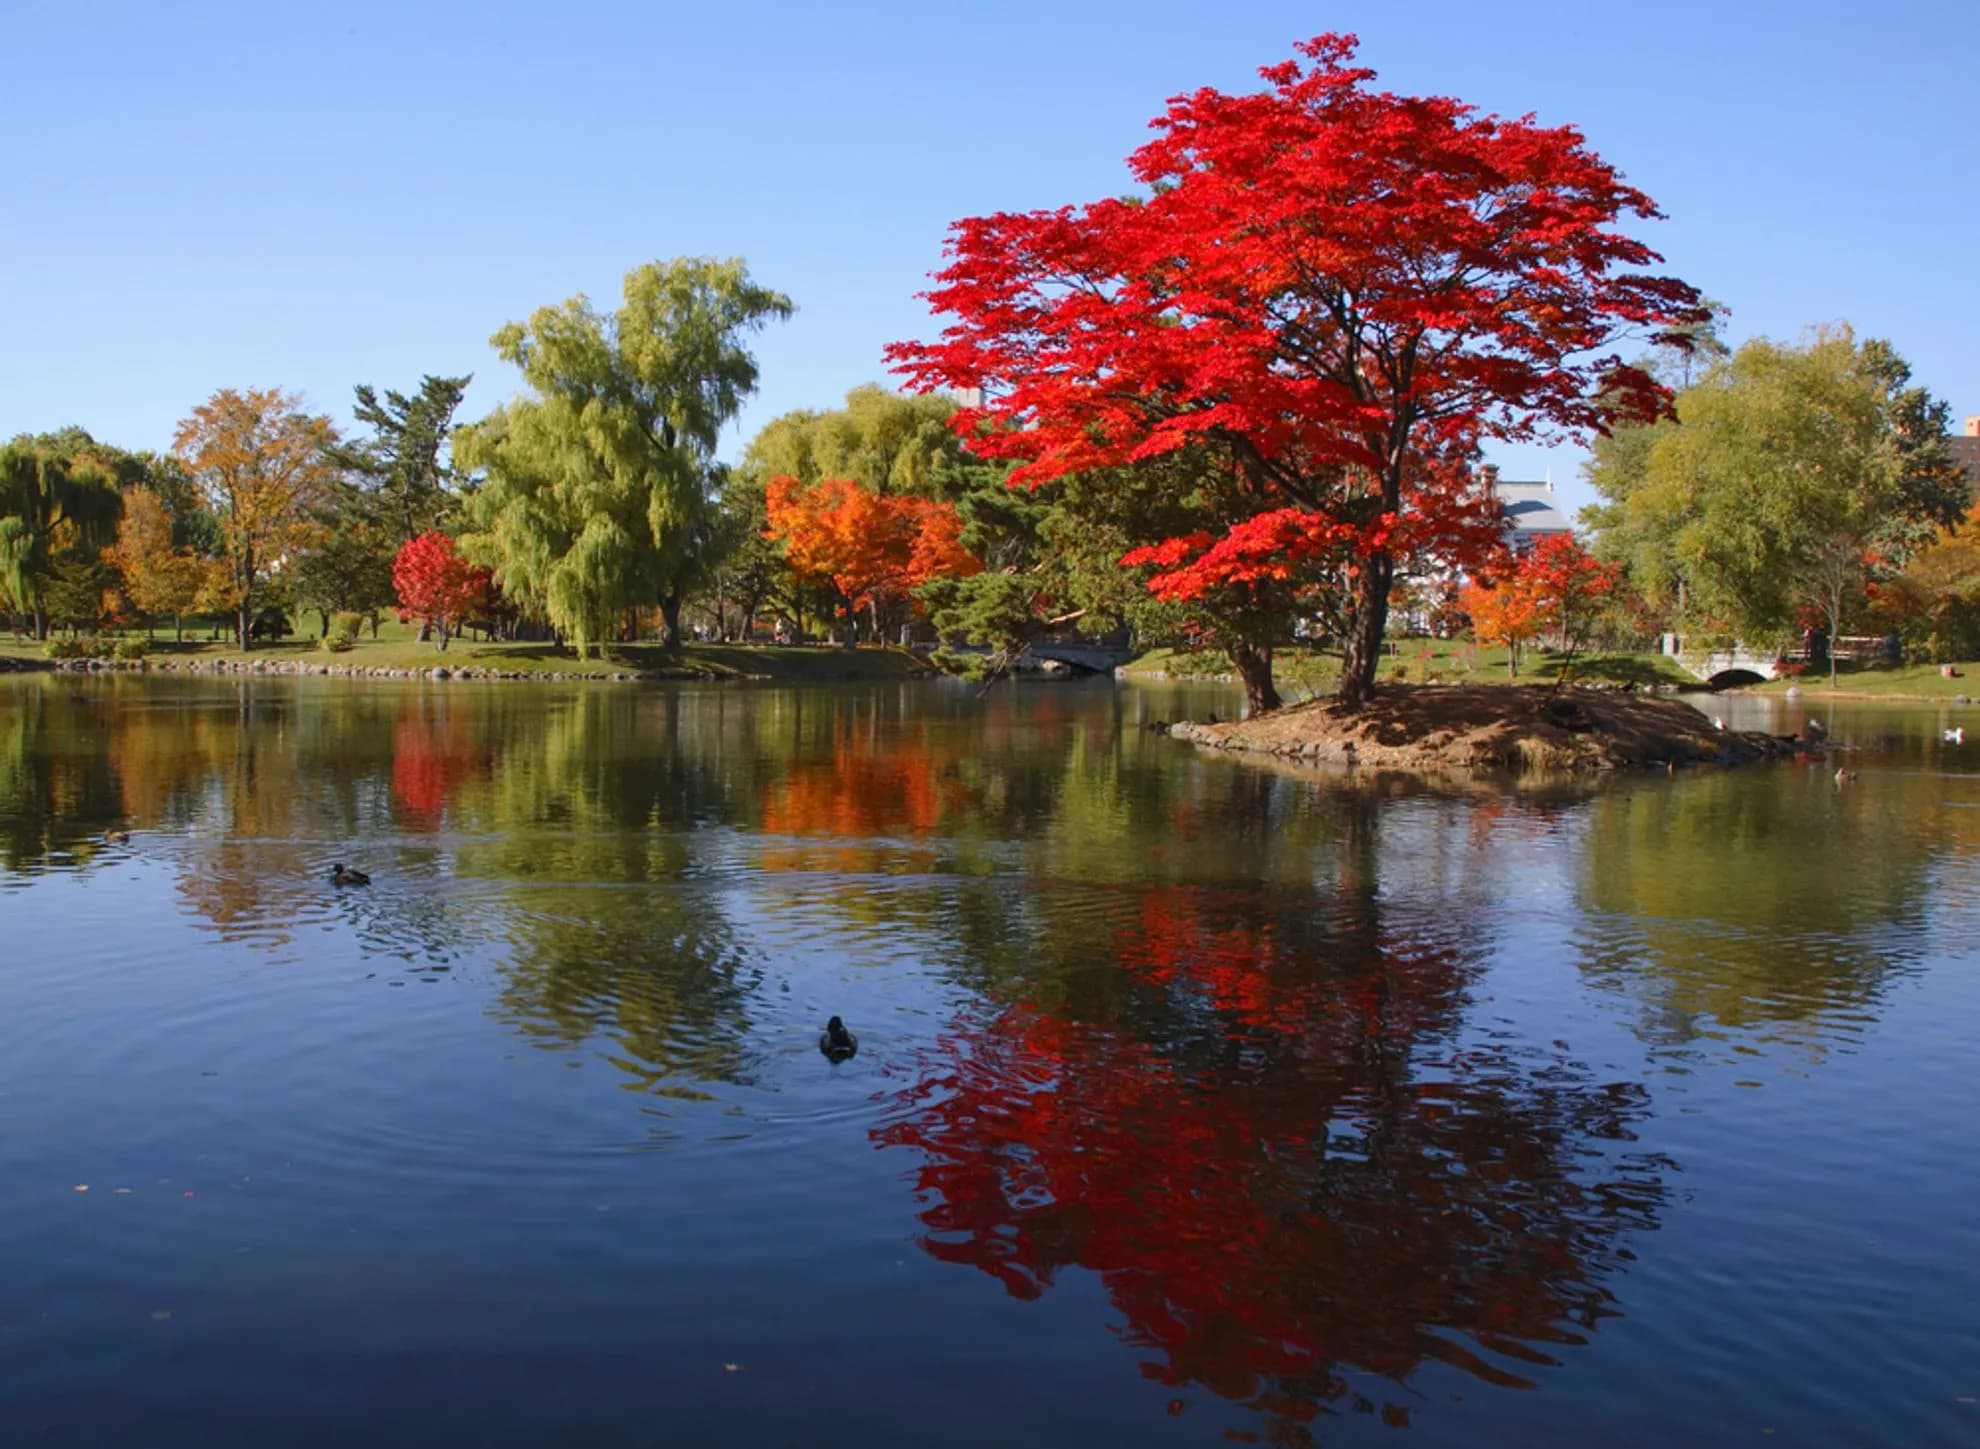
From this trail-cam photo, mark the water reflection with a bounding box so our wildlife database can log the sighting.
[877,799,1672,1437]
[3,676,1972,1444]
[1574,737,1942,1056]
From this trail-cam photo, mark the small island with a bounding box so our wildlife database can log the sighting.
[1167,684,1801,775]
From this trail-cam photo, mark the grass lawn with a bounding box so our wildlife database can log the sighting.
[1751,661,1980,699]
[1122,639,1703,694]
[0,626,931,683]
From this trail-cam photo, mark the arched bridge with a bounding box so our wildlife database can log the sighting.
[1678,647,1784,688]
[1021,641,1136,674]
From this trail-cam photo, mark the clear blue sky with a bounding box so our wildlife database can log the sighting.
[4,1,1973,519]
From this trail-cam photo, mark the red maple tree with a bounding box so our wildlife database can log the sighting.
[889,33,1704,710]
[391,530,491,652]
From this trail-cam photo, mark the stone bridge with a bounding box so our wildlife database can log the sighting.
[1675,646,1783,688]
[1021,640,1136,674]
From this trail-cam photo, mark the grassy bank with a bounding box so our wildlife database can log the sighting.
[1752,662,1980,700]
[0,633,933,684]
[1122,640,1702,693]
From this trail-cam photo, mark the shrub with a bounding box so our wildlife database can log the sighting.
[322,613,362,654]
[45,636,115,660]
[113,638,149,662]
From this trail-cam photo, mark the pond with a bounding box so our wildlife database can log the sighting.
[1,675,1975,1446]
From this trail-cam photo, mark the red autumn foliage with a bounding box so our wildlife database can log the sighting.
[391,531,491,650]
[390,707,493,827]
[888,33,1705,707]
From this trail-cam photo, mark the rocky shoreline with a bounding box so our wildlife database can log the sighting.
[34,656,648,682]
[1164,684,1810,775]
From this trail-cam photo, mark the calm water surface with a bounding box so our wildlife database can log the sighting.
[1,675,1975,1446]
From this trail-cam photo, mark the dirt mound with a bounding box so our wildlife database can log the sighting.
[1168,685,1801,775]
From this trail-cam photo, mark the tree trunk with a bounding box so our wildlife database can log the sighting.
[659,591,683,651]
[437,617,450,652]
[1338,552,1396,711]
[32,607,46,642]
[1506,643,1518,680]
[236,549,254,651]
[174,613,183,644]
[1227,639,1281,714]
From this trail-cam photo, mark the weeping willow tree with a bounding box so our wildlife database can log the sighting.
[0,433,126,639]
[457,258,792,655]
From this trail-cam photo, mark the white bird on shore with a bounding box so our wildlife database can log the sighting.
[1946,728,1965,744]
[1713,716,1726,731]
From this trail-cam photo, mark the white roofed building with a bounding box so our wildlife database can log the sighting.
[1488,470,1573,548]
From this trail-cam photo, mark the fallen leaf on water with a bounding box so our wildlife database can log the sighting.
[113,1188,132,1196]
[150,1310,173,1321]
[723,1364,740,1373]
[73,1185,88,1193]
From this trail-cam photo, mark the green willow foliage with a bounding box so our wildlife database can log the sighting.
[457,258,791,656]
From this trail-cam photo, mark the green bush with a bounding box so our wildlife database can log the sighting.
[322,612,362,654]
[113,638,149,662]
[45,636,114,661]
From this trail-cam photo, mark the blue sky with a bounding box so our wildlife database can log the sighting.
[4,1,1972,519]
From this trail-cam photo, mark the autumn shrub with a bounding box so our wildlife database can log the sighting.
[113,638,149,662]
[45,636,113,660]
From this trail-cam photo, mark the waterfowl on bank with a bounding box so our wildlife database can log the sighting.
[103,828,131,845]
[329,863,370,887]
[1945,728,1965,744]
[819,1015,858,1062]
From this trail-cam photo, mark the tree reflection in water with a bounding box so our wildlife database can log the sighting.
[876,798,1674,1437]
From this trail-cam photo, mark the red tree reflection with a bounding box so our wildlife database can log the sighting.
[390,707,490,828]
[876,880,1668,1434]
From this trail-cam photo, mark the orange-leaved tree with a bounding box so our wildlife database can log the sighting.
[1462,533,1618,680]
[173,388,340,649]
[763,475,977,643]
[105,486,208,641]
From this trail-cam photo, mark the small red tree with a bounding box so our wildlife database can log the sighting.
[889,33,1704,711]
[392,530,489,651]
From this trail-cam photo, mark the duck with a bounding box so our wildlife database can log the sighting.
[819,1015,858,1062]
[329,863,370,887]
[1835,767,1858,785]
[1945,727,1964,745]
[103,828,131,846]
